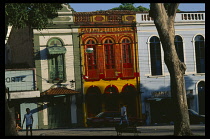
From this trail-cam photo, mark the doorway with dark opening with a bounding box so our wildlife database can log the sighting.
[86,86,102,117]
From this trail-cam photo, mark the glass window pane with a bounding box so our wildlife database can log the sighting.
[195,35,205,73]
[86,39,97,70]
[174,35,184,62]
[150,36,162,75]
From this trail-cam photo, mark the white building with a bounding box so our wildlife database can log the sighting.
[136,11,205,125]
[32,4,84,129]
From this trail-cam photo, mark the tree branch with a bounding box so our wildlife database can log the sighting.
[167,3,180,17]
[149,3,168,19]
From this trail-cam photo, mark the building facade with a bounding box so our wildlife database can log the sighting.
[5,24,41,129]
[5,68,40,129]
[33,4,84,128]
[5,4,84,129]
[74,10,141,123]
[5,3,205,128]
[136,11,205,125]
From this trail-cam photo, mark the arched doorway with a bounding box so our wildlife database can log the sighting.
[198,81,205,115]
[121,85,137,117]
[86,86,102,117]
[103,85,119,111]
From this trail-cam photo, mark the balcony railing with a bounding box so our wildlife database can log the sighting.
[136,12,205,23]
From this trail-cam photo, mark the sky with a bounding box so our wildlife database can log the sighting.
[70,3,205,12]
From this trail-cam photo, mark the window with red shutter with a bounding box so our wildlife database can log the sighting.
[103,39,117,79]
[87,40,97,70]
[122,39,132,68]
[121,38,134,79]
[85,39,99,81]
[104,39,115,69]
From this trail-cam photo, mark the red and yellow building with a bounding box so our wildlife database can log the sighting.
[74,10,141,123]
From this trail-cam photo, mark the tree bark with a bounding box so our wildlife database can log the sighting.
[149,3,193,136]
[5,86,18,136]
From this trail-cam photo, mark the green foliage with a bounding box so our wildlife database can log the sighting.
[110,3,149,12]
[111,3,180,12]
[5,3,64,30]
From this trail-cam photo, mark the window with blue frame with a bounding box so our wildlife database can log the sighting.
[195,35,205,73]
[150,36,162,76]
[174,35,184,62]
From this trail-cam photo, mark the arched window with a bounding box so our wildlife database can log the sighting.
[150,36,162,75]
[104,39,115,69]
[86,39,97,69]
[104,85,119,111]
[195,35,205,73]
[48,39,63,47]
[174,35,184,62]
[47,38,66,82]
[122,38,132,68]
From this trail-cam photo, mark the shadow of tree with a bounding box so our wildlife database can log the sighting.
[34,47,48,60]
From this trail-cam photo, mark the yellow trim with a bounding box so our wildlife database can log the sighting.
[92,15,106,22]
[84,78,137,94]
[123,15,136,22]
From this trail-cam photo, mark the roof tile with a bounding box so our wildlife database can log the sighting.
[41,87,80,96]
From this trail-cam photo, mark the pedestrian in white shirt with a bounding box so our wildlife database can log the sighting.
[22,108,33,136]
[119,104,129,125]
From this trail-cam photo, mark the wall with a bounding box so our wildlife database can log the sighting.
[34,30,76,91]
[6,26,34,68]
[136,12,205,124]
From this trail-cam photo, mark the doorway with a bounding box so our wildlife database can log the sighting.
[86,86,102,117]
[198,81,205,115]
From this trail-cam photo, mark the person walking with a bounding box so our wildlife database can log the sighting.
[15,111,22,132]
[119,104,129,125]
[22,108,33,136]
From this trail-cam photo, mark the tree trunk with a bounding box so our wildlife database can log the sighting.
[149,3,193,136]
[5,86,18,136]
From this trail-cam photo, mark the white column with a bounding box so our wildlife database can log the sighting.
[71,95,77,124]
[43,102,48,125]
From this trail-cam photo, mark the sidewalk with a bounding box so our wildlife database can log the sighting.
[17,124,205,136]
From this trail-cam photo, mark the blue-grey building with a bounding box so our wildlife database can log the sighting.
[136,11,205,125]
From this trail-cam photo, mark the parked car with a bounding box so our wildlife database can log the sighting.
[86,111,144,127]
[188,109,205,124]
[166,109,205,125]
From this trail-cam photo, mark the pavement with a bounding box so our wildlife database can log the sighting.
[17,124,205,136]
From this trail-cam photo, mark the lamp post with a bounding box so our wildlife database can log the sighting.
[70,80,75,88]
[77,32,88,127]
[132,25,142,119]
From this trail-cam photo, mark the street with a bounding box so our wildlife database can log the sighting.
[17,124,205,136]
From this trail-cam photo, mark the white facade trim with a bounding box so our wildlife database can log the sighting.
[33,29,78,34]
[6,91,40,99]
[138,28,204,33]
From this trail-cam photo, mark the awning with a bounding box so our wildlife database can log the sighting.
[146,98,164,101]
[47,46,66,55]
[41,87,80,96]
